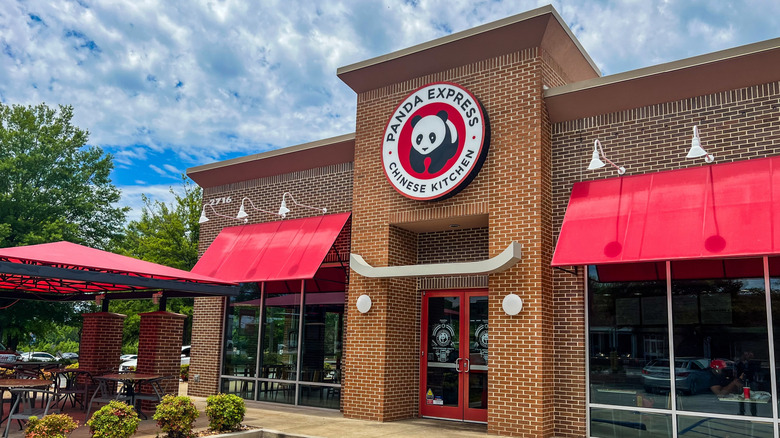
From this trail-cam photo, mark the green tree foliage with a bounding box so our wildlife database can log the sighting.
[0,103,126,350]
[0,103,126,248]
[111,178,202,349]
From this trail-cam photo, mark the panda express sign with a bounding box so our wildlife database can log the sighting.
[382,82,490,201]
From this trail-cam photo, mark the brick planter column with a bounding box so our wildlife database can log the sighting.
[80,312,126,374]
[137,311,186,404]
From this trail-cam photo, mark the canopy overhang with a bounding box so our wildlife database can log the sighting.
[191,213,351,284]
[552,155,780,267]
[0,241,239,301]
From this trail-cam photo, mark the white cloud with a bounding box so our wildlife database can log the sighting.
[1,0,778,219]
[118,184,179,223]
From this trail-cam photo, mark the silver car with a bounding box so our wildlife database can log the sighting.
[642,357,712,394]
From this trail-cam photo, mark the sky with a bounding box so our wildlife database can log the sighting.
[1,0,778,221]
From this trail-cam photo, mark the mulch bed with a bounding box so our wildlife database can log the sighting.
[193,424,261,437]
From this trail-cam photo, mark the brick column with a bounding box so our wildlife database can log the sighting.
[80,312,126,375]
[137,311,186,400]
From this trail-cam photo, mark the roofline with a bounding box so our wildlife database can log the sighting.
[338,6,598,77]
[546,37,780,98]
[337,5,600,93]
[187,133,355,175]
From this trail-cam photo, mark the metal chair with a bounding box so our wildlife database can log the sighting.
[54,370,92,411]
[85,376,131,419]
[2,389,57,438]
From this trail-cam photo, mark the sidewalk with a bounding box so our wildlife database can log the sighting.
[4,383,492,438]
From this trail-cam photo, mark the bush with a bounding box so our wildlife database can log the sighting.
[180,364,189,381]
[26,414,79,438]
[153,395,199,438]
[86,400,140,438]
[205,394,245,432]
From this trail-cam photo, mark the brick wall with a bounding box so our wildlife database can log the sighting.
[80,312,125,374]
[549,80,780,436]
[137,311,186,402]
[346,47,574,436]
[191,163,353,396]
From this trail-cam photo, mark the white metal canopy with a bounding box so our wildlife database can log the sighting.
[350,242,521,278]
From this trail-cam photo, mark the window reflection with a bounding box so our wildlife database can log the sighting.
[588,265,669,408]
[301,291,344,384]
[221,280,345,409]
[223,283,260,377]
[260,292,300,380]
[671,258,771,418]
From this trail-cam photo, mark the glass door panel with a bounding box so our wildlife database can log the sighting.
[466,295,488,421]
[424,295,461,410]
[421,290,487,422]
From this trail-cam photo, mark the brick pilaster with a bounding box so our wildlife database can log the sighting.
[137,311,186,401]
[80,312,126,374]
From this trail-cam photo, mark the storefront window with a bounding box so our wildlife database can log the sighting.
[588,264,669,408]
[588,258,780,437]
[223,283,261,378]
[221,279,345,408]
[671,258,771,418]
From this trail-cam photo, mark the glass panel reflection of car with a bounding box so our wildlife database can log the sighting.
[642,358,711,394]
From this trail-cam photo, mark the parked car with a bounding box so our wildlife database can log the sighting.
[20,351,57,362]
[58,352,79,360]
[119,354,137,361]
[642,357,726,394]
[119,346,190,371]
[0,343,20,363]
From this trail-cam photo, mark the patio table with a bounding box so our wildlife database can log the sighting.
[0,378,53,424]
[90,373,164,419]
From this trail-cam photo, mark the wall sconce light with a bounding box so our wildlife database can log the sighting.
[152,291,163,305]
[236,197,282,220]
[502,293,523,315]
[687,126,714,163]
[279,192,327,218]
[356,294,372,314]
[95,293,106,307]
[199,204,246,224]
[587,139,626,175]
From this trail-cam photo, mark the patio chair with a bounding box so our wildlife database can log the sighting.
[85,376,131,419]
[55,369,92,411]
[2,389,58,438]
[133,375,172,419]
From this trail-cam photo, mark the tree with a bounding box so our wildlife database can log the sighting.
[111,177,202,349]
[0,103,127,350]
[0,103,127,248]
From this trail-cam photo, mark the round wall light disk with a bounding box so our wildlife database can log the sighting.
[356,294,372,314]
[502,293,523,315]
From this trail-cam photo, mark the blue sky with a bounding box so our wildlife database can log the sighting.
[1,0,778,221]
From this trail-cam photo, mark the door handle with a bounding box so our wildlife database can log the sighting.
[463,358,470,373]
[454,358,462,373]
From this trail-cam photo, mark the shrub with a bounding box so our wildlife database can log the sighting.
[205,394,245,432]
[180,364,189,381]
[153,395,199,438]
[86,400,140,438]
[26,414,79,438]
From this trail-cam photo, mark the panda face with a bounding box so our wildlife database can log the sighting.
[411,115,447,156]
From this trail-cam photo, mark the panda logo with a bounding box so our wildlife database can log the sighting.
[381,82,490,201]
[410,110,459,174]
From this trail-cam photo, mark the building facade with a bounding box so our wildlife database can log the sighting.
[187,6,780,438]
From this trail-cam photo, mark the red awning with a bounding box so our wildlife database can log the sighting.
[0,241,237,299]
[552,155,780,267]
[192,213,351,283]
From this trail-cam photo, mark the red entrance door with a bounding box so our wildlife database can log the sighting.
[420,290,488,422]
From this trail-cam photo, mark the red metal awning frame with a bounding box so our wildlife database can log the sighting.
[192,213,351,284]
[552,155,780,267]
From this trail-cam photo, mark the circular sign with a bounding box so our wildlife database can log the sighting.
[381,82,490,201]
